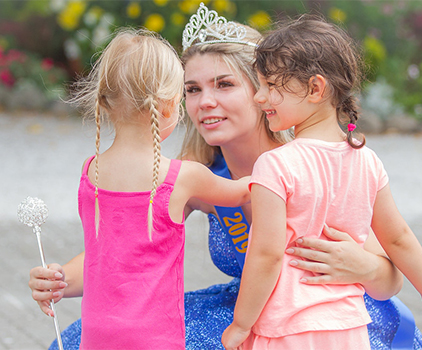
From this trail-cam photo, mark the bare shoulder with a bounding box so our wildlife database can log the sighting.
[173,160,211,200]
[81,156,94,175]
[180,151,201,162]
[178,160,210,180]
[175,160,216,216]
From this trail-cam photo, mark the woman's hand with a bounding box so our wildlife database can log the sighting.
[28,263,67,317]
[285,226,371,285]
[285,225,403,299]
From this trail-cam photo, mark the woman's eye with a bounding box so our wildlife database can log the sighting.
[186,86,200,94]
[217,81,234,88]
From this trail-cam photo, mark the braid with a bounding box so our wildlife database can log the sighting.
[94,99,101,237]
[147,96,161,241]
[341,96,365,149]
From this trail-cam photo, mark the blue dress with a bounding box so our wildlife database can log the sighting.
[50,213,422,350]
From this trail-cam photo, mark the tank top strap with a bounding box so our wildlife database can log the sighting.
[83,156,96,175]
[163,159,182,186]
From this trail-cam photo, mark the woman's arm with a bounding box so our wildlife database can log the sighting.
[29,252,85,316]
[284,226,403,300]
[222,185,285,350]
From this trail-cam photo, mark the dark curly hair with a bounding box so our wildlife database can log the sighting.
[255,14,366,148]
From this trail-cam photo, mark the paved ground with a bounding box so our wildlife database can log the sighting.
[1,112,421,349]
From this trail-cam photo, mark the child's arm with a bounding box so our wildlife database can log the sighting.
[372,184,422,295]
[181,160,251,207]
[222,184,286,349]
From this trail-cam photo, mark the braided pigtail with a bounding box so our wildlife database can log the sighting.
[147,96,162,241]
[94,98,101,237]
[341,96,365,149]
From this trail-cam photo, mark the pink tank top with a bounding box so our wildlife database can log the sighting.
[79,157,185,350]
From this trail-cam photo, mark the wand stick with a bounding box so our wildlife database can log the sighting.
[18,197,64,350]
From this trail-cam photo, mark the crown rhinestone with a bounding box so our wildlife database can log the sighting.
[182,2,258,51]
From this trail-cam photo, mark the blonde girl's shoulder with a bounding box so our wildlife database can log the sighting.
[174,160,217,216]
[179,159,209,179]
[174,160,208,195]
[81,156,93,174]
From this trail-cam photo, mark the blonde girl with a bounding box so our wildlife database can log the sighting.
[71,28,250,350]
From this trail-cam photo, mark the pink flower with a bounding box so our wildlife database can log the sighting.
[41,58,54,71]
[6,49,26,63]
[0,49,5,66]
[0,69,15,87]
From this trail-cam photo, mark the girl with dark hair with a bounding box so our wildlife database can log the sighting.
[222,15,422,350]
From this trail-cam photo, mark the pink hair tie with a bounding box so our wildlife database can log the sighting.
[348,123,356,132]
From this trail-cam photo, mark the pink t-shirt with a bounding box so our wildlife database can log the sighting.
[249,138,388,337]
[79,157,185,350]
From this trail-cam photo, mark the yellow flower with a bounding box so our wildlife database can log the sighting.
[214,0,230,13]
[329,7,347,24]
[57,0,87,31]
[171,12,185,26]
[127,2,141,19]
[145,14,165,32]
[364,36,386,63]
[90,6,104,20]
[248,11,271,29]
[0,37,9,50]
[179,0,206,14]
[153,0,168,7]
[84,6,104,26]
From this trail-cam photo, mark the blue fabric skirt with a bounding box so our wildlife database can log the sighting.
[49,278,422,350]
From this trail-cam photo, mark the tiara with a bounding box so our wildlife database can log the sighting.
[182,2,258,51]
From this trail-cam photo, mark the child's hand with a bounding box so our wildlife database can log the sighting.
[221,323,250,350]
[28,263,67,317]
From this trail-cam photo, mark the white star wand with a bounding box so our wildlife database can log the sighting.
[17,197,64,350]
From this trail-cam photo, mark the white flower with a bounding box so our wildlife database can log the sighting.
[408,64,420,80]
[100,14,115,27]
[76,29,90,42]
[361,77,404,119]
[64,39,81,60]
[92,26,110,48]
[84,11,98,27]
[50,0,67,13]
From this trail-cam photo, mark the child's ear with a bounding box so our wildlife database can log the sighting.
[308,74,326,103]
[162,96,180,118]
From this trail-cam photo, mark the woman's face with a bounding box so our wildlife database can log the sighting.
[184,53,262,147]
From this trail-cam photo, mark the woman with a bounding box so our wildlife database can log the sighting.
[30,4,420,349]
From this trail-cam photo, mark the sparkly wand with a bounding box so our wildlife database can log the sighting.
[17,197,64,350]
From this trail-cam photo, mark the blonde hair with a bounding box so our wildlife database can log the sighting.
[180,23,292,165]
[70,28,184,240]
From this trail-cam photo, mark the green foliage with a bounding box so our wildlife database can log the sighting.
[0,0,421,116]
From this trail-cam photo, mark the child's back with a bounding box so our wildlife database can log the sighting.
[71,28,250,350]
[80,157,185,349]
[250,137,385,336]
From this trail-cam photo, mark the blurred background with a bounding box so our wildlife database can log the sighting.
[0,1,421,349]
[0,0,422,128]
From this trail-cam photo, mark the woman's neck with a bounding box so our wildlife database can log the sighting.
[220,132,280,179]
